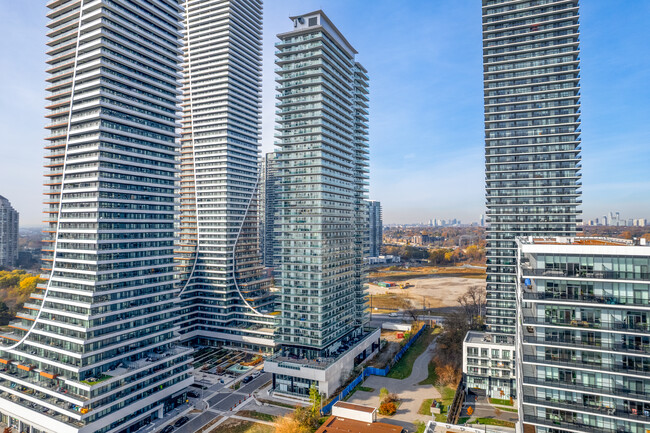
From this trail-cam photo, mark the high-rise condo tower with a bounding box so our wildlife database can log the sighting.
[264,11,379,399]
[470,0,583,398]
[0,196,19,268]
[177,0,277,352]
[483,0,582,341]
[0,1,193,432]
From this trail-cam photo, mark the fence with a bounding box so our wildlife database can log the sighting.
[446,377,466,423]
[320,324,428,415]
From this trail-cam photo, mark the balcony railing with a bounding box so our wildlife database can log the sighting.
[521,267,650,281]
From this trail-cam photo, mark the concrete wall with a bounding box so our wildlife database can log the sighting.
[381,323,412,332]
[332,404,375,423]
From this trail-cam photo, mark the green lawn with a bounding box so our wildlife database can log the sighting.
[418,359,438,386]
[256,399,296,409]
[418,398,433,415]
[236,410,276,422]
[81,375,110,386]
[471,418,516,428]
[499,407,518,413]
[218,420,274,433]
[489,398,513,406]
[344,382,374,401]
[457,417,470,424]
[387,327,437,379]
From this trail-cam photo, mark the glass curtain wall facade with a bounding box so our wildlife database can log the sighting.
[0,196,19,268]
[177,0,277,353]
[516,237,650,433]
[260,152,279,269]
[0,1,193,433]
[483,0,582,341]
[367,200,382,258]
[275,11,369,358]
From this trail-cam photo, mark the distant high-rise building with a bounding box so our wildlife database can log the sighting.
[472,0,583,399]
[260,153,279,268]
[265,10,379,398]
[0,2,193,432]
[516,236,650,433]
[177,0,277,352]
[367,200,382,257]
[0,196,18,268]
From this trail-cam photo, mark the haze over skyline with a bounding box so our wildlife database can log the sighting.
[1,0,649,226]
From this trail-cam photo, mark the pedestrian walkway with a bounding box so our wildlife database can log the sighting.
[347,336,440,423]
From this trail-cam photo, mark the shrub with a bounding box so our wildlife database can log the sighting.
[435,363,461,387]
[379,401,397,416]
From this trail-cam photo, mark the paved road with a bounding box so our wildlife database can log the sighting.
[371,313,445,323]
[170,373,271,433]
[208,373,271,410]
[173,411,217,433]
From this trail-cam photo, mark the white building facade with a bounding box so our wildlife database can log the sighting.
[176,0,277,353]
[516,236,650,433]
[463,331,516,399]
[0,1,193,432]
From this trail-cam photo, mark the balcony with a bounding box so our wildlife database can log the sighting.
[521,267,650,282]
[523,395,650,422]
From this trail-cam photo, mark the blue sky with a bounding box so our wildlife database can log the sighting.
[0,1,649,225]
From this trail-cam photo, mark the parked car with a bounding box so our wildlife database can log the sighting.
[161,425,174,433]
[389,312,398,317]
[174,416,189,427]
[252,371,261,379]
[187,390,199,398]
[242,375,252,384]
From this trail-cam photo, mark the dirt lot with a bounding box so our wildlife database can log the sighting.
[369,265,486,310]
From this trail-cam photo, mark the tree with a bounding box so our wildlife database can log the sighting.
[274,414,310,433]
[378,401,397,416]
[309,383,321,415]
[436,364,460,387]
[621,231,633,240]
[457,285,486,328]
[379,387,389,402]
[293,406,320,431]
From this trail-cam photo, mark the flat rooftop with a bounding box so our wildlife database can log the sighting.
[315,416,403,433]
[464,331,514,346]
[518,236,642,247]
[333,401,375,413]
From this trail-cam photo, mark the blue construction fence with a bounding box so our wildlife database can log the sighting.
[320,324,428,415]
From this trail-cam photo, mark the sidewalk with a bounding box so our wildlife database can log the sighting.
[346,336,440,423]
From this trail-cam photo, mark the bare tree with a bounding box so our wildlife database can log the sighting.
[457,285,486,328]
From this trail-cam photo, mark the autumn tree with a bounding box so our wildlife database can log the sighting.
[457,285,486,328]
[273,414,311,433]
[309,383,321,415]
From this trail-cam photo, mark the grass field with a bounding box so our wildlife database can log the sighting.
[236,410,277,422]
[418,360,438,386]
[418,398,433,416]
[499,407,518,413]
[489,398,513,406]
[217,419,274,433]
[370,265,486,281]
[386,327,437,379]
[470,418,516,428]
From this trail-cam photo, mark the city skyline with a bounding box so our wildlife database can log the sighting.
[1,1,649,226]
